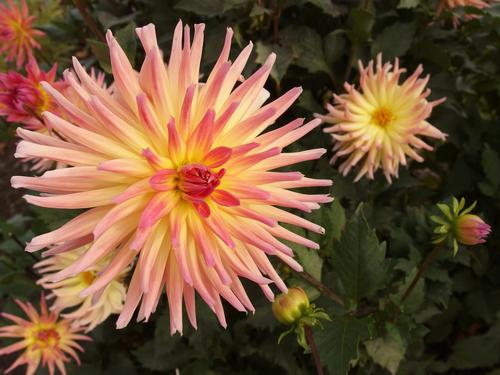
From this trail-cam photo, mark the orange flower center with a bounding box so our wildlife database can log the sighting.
[32,327,60,350]
[177,164,225,200]
[79,271,96,286]
[371,107,395,128]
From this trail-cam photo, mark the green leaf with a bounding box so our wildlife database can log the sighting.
[115,22,137,66]
[175,0,224,16]
[281,27,333,76]
[255,42,293,83]
[305,0,342,17]
[371,22,416,59]
[391,267,425,314]
[481,144,500,188]
[324,30,346,66]
[348,8,374,42]
[331,205,388,306]
[87,39,111,73]
[315,316,374,375]
[449,320,500,369]
[365,323,406,375]
[397,0,420,8]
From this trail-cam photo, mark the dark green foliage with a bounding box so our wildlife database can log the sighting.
[1,0,500,374]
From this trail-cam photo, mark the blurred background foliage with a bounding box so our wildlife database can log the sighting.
[1,0,500,374]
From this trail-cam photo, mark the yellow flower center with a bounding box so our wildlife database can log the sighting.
[79,271,96,286]
[35,85,51,116]
[29,325,60,351]
[371,107,396,128]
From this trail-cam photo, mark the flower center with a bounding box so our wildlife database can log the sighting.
[178,164,225,201]
[371,107,395,128]
[79,271,96,286]
[32,327,60,350]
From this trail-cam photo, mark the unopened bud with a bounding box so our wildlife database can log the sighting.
[272,287,310,325]
[455,214,491,245]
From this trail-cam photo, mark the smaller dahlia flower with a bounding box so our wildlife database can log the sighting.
[0,295,91,375]
[436,0,492,27]
[317,54,446,183]
[0,0,44,68]
[0,56,63,130]
[432,197,491,254]
[35,247,128,332]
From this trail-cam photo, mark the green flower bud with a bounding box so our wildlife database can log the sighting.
[272,287,310,325]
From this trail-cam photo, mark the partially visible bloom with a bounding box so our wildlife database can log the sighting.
[317,54,446,183]
[0,295,91,375]
[432,197,491,254]
[272,287,310,325]
[35,247,128,332]
[0,0,44,68]
[436,0,492,27]
[272,287,330,349]
[12,21,332,334]
[0,56,62,130]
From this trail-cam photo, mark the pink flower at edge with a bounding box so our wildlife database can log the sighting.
[0,295,91,375]
[0,0,44,68]
[0,56,64,131]
[12,21,333,334]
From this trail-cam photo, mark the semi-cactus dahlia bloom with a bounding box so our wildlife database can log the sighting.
[0,57,62,130]
[0,0,44,68]
[0,295,91,375]
[35,247,128,332]
[12,22,332,334]
[317,54,446,183]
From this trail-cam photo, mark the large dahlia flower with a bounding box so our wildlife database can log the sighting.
[12,22,332,334]
[0,295,91,375]
[0,0,44,68]
[35,247,128,332]
[317,54,446,183]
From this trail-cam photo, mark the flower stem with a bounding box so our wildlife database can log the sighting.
[73,0,105,42]
[401,245,441,302]
[304,325,324,375]
[280,259,345,307]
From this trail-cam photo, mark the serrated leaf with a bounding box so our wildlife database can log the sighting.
[331,205,387,306]
[391,267,425,314]
[255,42,293,83]
[324,30,346,66]
[281,26,333,76]
[449,320,500,369]
[315,316,374,375]
[115,22,137,66]
[348,8,374,42]
[174,0,224,16]
[305,0,342,17]
[371,22,416,59]
[481,144,500,189]
[88,39,111,73]
[365,324,406,375]
[397,0,420,8]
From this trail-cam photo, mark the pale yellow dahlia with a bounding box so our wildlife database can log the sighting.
[12,22,332,334]
[35,247,128,332]
[317,54,446,183]
[0,295,91,375]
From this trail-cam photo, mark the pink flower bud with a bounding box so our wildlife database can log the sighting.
[272,287,310,325]
[455,214,491,245]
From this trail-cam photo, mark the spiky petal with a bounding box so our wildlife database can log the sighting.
[317,54,446,183]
